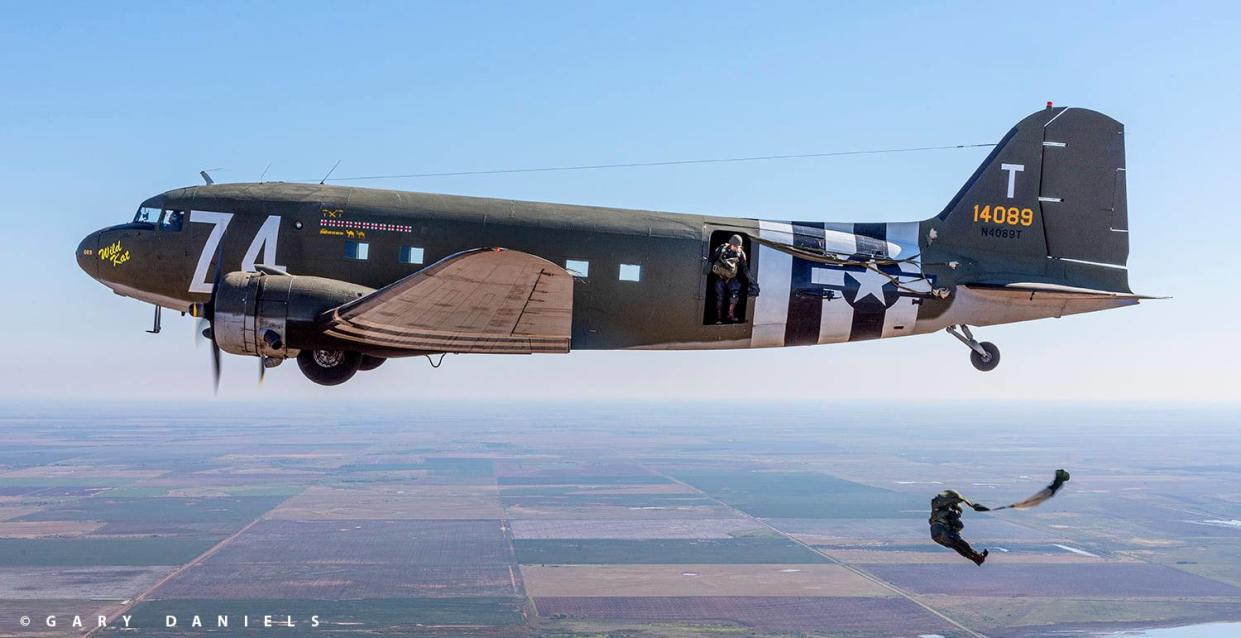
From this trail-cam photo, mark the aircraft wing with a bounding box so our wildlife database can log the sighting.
[321,248,573,354]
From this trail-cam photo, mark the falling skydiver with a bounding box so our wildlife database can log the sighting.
[929,489,991,565]
[929,469,1071,565]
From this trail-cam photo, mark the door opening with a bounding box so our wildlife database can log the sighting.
[703,230,753,325]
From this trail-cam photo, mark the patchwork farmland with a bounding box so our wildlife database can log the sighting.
[0,402,1239,636]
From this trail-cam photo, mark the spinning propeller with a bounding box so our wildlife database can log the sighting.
[188,246,226,393]
[190,250,270,392]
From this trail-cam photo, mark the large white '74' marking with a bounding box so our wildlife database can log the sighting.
[188,212,286,293]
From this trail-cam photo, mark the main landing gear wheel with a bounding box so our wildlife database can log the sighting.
[297,349,362,386]
[946,325,1001,372]
[970,341,1001,372]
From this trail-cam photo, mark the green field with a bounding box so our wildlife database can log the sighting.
[514,537,829,564]
[0,538,219,566]
[502,493,718,508]
[16,495,287,523]
[102,484,306,497]
[0,476,136,487]
[498,475,670,486]
[342,457,495,474]
[668,469,925,518]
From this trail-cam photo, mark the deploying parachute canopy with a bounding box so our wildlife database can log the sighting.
[988,469,1071,511]
[928,470,1070,565]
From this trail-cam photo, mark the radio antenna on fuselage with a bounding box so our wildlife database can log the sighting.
[308,143,996,183]
[320,160,342,185]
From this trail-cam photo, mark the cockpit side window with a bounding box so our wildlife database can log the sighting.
[160,209,185,232]
[133,206,161,225]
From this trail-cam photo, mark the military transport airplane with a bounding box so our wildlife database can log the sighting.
[75,106,1147,387]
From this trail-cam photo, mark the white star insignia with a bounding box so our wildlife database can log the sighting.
[847,268,890,305]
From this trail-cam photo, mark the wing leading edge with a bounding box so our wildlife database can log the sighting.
[322,248,573,354]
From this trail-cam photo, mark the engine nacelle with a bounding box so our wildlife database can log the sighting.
[213,271,373,359]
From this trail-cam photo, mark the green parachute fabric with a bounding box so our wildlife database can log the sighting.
[989,469,1070,511]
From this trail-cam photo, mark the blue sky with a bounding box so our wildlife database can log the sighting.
[1,2,1237,401]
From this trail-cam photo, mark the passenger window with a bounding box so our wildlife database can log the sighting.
[565,259,589,277]
[160,210,184,232]
[400,246,425,264]
[619,264,641,281]
[344,241,369,260]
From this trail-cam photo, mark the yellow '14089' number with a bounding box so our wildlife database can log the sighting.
[973,204,1033,227]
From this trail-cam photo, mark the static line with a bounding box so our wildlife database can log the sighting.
[294,143,997,183]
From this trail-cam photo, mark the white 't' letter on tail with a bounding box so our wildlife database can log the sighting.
[1000,163,1025,199]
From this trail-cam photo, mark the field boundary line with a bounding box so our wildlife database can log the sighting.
[81,515,268,638]
[497,484,532,622]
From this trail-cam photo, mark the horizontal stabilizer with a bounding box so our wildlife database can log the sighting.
[979,282,1165,300]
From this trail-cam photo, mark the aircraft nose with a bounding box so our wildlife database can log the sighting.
[76,231,98,278]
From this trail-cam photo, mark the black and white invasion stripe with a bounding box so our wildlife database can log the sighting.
[751,220,928,348]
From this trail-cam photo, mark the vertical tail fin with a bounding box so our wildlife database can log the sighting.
[928,106,1130,293]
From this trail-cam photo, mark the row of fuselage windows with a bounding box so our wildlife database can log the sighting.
[343,241,641,281]
[343,241,422,264]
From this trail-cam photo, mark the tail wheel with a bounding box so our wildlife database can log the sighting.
[970,341,1001,372]
[359,355,386,371]
[297,349,361,386]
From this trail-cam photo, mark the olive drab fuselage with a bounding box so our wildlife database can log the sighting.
[72,180,1131,354]
[75,107,1146,367]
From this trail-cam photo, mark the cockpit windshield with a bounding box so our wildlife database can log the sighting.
[133,206,161,224]
[131,207,184,231]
